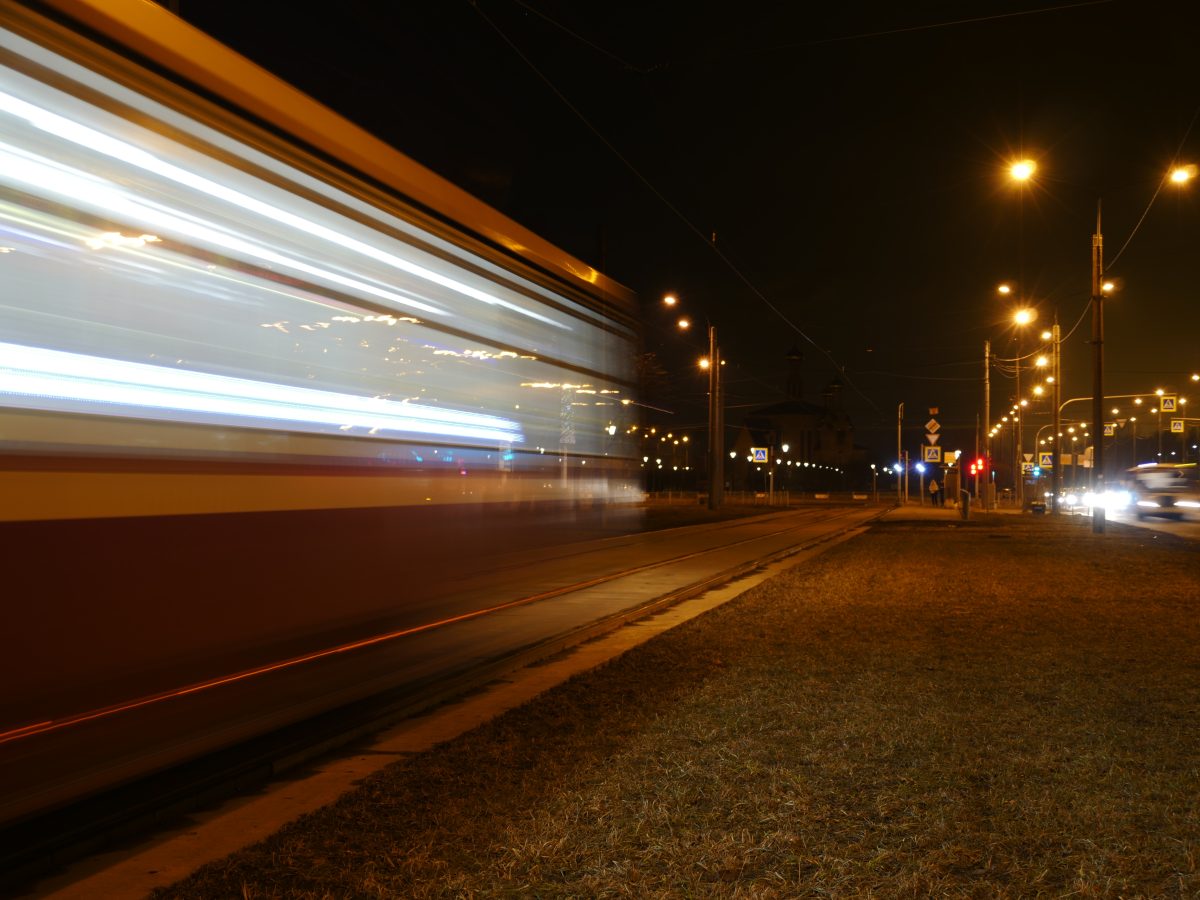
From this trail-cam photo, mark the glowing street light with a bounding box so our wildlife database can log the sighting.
[1010,159,1037,181]
[1171,164,1197,184]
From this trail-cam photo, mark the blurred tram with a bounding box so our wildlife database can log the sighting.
[0,0,640,824]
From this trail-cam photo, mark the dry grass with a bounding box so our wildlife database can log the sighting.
[155,516,1200,898]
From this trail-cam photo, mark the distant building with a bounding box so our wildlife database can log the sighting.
[727,347,864,491]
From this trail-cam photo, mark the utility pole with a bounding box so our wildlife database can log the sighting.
[983,341,991,510]
[1091,202,1105,533]
[897,402,904,504]
[1051,320,1061,514]
[1015,333,1023,508]
[707,325,723,510]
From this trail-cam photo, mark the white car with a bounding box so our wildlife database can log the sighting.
[1126,464,1200,521]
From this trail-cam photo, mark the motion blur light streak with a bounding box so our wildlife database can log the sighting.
[0,1,639,823]
[0,87,567,328]
[0,143,450,318]
[0,342,525,444]
[0,63,632,462]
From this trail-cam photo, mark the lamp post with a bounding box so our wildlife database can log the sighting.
[665,294,722,509]
[982,340,991,510]
[1005,160,1194,527]
[706,324,723,510]
[1090,203,1107,533]
[1010,306,1038,507]
[1050,322,1061,513]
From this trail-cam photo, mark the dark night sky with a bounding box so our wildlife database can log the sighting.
[171,0,1200,462]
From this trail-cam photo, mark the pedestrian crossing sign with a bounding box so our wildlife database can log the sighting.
[1039,451,1054,468]
[751,447,768,462]
[1172,419,1185,433]
[1161,395,1177,412]
[923,445,941,463]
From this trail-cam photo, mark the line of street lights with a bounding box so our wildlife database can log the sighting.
[992,158,1195,528]
[991,381,1194,504]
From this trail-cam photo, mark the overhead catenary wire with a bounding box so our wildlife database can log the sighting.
[1105,102,1200,270]
[468,0,883,418]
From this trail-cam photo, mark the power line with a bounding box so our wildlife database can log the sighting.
[469,0,883,418]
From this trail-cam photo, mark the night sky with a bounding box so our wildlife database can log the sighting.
[172,0,1199,463]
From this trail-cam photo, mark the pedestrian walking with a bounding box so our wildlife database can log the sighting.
[929,478,941,507]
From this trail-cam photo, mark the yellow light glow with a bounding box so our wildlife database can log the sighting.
[1040,330,1052,341]
[997,283,1012,295]
[1014,308,1036,325]
[1010,160,1036,181]
[698,357,710,370]
[1035,355,1049,368]
[1102,281,1115,293]
[1170,164,1197,184]
[663,294,678,307]
[677,317,691,330]
[1033,386,1044,396]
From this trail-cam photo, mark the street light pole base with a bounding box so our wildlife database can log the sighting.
[1092,506,1106,534]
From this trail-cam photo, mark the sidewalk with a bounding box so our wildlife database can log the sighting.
[93,514,1200,896]
[882,498,1023,521]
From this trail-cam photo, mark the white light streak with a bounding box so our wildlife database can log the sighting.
[0,342,523,445]
[0,90,568,329]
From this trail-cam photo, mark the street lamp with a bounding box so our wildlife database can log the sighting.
[1007,161,1192,533]
[1089,203,1107,531]
[1010,159,1037,182]
[1012,306,1037,506]
[706,324,723,509]
[665,294,722,509]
